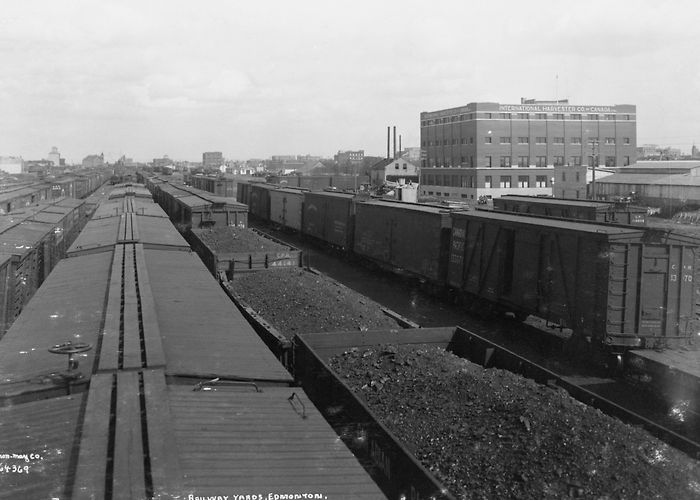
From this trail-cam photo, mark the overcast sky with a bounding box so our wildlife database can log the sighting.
[1,0,698,164]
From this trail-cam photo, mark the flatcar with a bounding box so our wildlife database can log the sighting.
[0,184,387,499]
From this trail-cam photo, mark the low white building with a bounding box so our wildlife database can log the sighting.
[370,157,420,187]
[0,156,23,174]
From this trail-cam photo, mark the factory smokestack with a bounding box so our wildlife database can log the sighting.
[399,135,402,156]
[393,126,397,159]
[387,126,390,159]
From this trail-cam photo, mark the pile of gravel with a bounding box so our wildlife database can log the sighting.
[232,268,400,339]
[330,344,700,499]
[194,227,289,253]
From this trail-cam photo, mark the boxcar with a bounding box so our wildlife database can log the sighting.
[353,200,452,284]
[448,210,700,349]
[269,187,306,231]
[248,183,277,221]
[494,195,647,225]
[302,191,356,250]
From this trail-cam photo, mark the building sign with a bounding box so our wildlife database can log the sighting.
[499,104,615,113]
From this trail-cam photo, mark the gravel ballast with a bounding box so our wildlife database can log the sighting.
[232,268,400,338]
[330,344,700,499]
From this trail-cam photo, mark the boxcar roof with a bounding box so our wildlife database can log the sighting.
[304,191,356,200]
[496,196,613,208]
[143,249,293,383]
[360,199,448,214]
[0,252,112,398]
[455,210,645,234]
[167,385,385,498]
[0,394,84,499]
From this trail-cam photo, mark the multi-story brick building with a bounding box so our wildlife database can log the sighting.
[202,151,224,170]
[419,98,637,202]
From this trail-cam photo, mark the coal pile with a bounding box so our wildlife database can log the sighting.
[195,227,288,253]
[233,268,400,338]
[330,344,700,499]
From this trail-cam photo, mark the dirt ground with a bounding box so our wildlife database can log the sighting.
[331,344,700,500]
[231,268,400,338]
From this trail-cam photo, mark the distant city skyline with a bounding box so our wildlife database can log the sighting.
[1,0,698,164]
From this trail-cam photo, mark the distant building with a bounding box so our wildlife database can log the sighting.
[47,147,61,168]
[334,150,364,165]
[370,157,420,187]
[419,98,636,202]
[0,156,24,174]
[24,160,53,177]
[594,160,700,214]
[202,152,224,169]
[692,144,700,159]
[82,153,104,168]
[153,157,173,169]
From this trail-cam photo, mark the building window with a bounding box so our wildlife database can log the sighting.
[553,113,564,120]
[452,139,457,145]
[535,176,547,187]
[575,172,580,182]
[459,114,465,121]
[485,137,492,144]
[624,156,630,166]
[469,137,474,144]
[587,137,599,145]
[535,137,547,144]
[623,137,630,145]
[395,163,400,169]
[517,113,528,119]
[623,114,631,120]
[484,176,492,188]
[500,137,511,144]
[554,156,565,166]
[403,163,407,170]
[587,114,599,120]
[604,114,615,120]
[518,156,529,167]
[485,156,492,167]
[605,137,615,145]
[485,113,492,119]
[570,113,581,120]
[571,137,582,144]
[517,137,529,144]
[443,139,449,145]
[421,140,426,147]
[553,137,565,144]
[570,156,582,166]
[500,112,511,119]
[460,138,466,144]
[500,156,512,167]
[562,172,566,182]
[536,156,547,167]
[605,156,616,167]
[500,176,512,188]
[518,176,530,188]
[469,156,474,167]
[535,113,547,119]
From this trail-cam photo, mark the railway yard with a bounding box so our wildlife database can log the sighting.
[0,175,699,499]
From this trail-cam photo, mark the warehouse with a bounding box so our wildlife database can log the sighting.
[419,98,637,202]
[594,161,700,215]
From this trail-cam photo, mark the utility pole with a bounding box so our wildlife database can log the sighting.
[590,140,598,200]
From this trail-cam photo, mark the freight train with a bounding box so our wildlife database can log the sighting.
[0,183,388,499]
[231,179,700,354]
